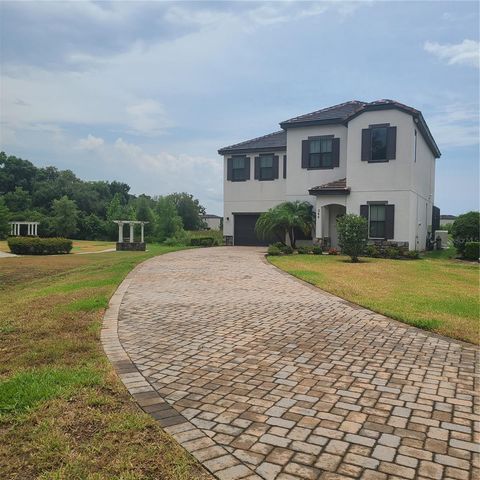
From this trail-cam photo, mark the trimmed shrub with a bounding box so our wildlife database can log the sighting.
[312,246,323,255]
[402,250,420,260]
[452,211,480,255]
[385,246,401,259]
[464,242,479,261]
[267,245,282,256]
[297,246,312,255]
[365,245,381,258]
[281,245,293,255]
[190,237,215,247]
[8,237,72,255]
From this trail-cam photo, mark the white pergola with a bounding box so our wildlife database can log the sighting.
[9,221,39,236]
[113,220,148,243]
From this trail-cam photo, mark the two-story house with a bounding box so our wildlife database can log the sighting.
[219,99,441,250]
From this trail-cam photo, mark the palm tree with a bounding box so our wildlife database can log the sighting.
[255,201,314,249]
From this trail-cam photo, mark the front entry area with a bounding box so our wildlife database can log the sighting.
[317,203,346,249]
[233,213,275,246]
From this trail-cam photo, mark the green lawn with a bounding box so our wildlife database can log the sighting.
[269,249,479,344]
[0,245,210,480]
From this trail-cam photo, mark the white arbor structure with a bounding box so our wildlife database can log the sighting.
[113,221,148,244]
[9,221,39,236]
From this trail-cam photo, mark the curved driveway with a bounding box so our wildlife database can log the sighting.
[110,247,478,480]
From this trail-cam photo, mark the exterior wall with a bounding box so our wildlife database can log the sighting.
[223,151,286,237]
[285,125,348,203]
[203,217,221,230]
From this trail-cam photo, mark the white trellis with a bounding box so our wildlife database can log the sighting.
[9,221,39,236]
[113,220,148,243]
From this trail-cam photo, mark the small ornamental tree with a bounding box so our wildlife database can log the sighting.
[337,214,368,263]
[0,197,10,239]
[451,211,480,256]
[52,195,79,238]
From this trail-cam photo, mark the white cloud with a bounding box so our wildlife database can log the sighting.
[77,134,104,150]
[424,39,480,68]
[428,104,479,148]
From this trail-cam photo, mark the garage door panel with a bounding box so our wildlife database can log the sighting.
[234,214,275,246]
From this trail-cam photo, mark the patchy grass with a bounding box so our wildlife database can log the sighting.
[270,252,479,344]
[0,244,211,480]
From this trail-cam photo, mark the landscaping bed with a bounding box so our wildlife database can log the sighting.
[269,248,479,344]
[0,245,210,479]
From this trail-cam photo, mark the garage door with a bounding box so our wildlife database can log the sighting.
[234,214,275,246]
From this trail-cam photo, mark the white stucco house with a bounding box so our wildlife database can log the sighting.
[201,214,222,230]
[219,99,441,251]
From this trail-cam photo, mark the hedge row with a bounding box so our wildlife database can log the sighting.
[190,237,217,247]
[8,237,73,255]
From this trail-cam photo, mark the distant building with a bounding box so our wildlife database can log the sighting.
[440,215,457,225]
[201,214,222,230]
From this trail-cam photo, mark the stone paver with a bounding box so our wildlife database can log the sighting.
[102,247,479,480]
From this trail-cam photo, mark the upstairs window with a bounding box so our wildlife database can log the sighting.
[309,138,333,168]
[302,136,339,169]
[254,154,279,181]
[259,155,274,180]
[371,127,387,161]
[361,125,397,162]
[227,156,250,182]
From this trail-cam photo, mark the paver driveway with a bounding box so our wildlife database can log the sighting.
[105,247,479,480]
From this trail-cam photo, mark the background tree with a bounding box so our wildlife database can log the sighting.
[255,201,314,249]
[167,192,206,230]
[451,211,480,256]
[52,196,79,237]
[155,197,184,242]
[337,214,368,263]
[3,186,32,212]
[136,196,155,237]
[0,197,10,239]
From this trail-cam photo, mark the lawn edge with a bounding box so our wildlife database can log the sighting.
[264,254,479,348]
[101,249,255,480]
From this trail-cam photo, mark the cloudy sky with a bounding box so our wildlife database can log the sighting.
[0,1,478,215]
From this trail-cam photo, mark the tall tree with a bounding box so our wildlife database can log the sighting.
[3,186,32,212]
[136,196,155,236]
[167,192,206,230]
[52,196,78,237]
[155,197,184,242]
[0,197,10,239]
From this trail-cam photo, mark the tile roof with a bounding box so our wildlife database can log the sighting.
[280,101,366,126]
[309,178,350,195]
[218,130,286,155]
[219,99,440,158]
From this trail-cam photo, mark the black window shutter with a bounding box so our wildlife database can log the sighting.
[385,205,395,239]
[302,140,310,168]
[332,138,340,167]
[254,156,260,180]
[386,126,397,160]
[273,155,279,179]
[361,129,372,161]
[360,204,369,220]
[227,158,233,181]
[244,157,250,180]
[283,155,287,179]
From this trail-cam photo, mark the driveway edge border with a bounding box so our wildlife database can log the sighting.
[101,254,259,480]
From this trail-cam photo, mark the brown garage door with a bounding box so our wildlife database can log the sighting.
[234,214,276,246]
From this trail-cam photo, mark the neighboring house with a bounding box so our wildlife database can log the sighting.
[440,214,457,225]
[201,214,222,230]
[219,99,441,250]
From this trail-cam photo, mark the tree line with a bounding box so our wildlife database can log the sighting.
[0,152,208,241]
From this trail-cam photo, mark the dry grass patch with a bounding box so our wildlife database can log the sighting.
[270,251,479,344]
[0,245,211,480]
